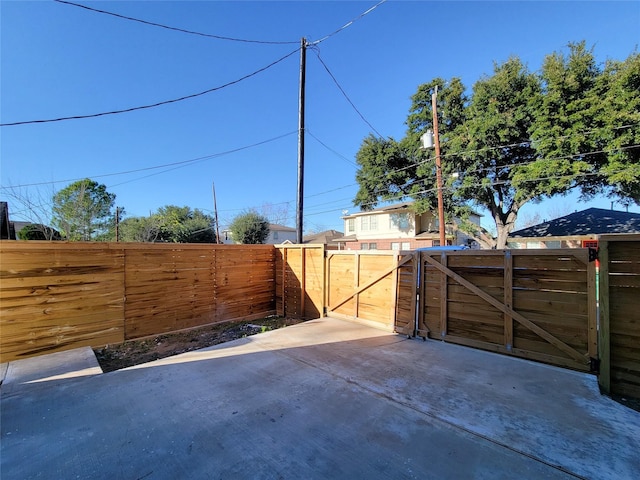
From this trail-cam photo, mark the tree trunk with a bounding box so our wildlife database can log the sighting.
[495,223,511,249]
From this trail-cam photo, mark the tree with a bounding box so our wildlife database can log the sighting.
[229,211,270,244]
[353,44,640,248]
[119,205,216,243]
[119,215,163,243]
[2,184,60,240]
[52,179,116,241]
[17,224,62,240]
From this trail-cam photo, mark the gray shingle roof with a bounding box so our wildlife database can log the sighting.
[510,208,640,238]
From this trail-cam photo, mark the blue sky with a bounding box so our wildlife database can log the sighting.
[2,0,639,234]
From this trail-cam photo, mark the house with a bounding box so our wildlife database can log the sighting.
[336,202,482,251]
[508,207,640,249]
[303,229,344,250]
[266,224,297,244]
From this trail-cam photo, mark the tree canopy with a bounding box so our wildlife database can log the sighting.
[16,224,62,241]
[52,179,116,241]
[354,43,640,248]
[229,211,270,244]
[120,205,216,243]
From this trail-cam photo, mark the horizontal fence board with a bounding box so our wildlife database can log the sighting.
[419,249,594,372]
[513,253,588,271]
[1,242,277,361]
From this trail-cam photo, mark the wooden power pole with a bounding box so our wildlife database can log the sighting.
[296,37,307,244]
[431,87,446,246]
[212,182,221,244]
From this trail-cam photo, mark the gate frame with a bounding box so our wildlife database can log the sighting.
[417,249,597,372]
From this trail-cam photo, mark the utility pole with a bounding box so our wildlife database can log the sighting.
[296,37,307,244]
[431,87,446,246]
[115,206,120,242]
[212,182,221,244]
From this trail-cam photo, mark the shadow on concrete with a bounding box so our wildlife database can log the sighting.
[2,317,639,480]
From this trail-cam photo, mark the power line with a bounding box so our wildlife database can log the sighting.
[53,0,299,45]
[306,129,358,167]
[310,48,383,137]
[301,164,640,219]
[310,0,388,45]
[0,48,299,127]
[0,131,297,189]
[366,123,640,179]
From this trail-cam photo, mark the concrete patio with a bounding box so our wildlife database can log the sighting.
[1,317,638,479]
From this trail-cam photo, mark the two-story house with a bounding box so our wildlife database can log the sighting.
[337,202,481,250]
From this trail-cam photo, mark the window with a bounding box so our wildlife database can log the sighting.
[347,218,354,232]
[361,243,369,250]
[369,215,378,230]
[361,216,369,231]
[402,242,410,250]
[390,213,409,230]
[391,242,400,250]
[274,231,279,240]
[369,243,377,250]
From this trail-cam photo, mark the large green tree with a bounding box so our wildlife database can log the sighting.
[120,205,216,243]
[354,43,640,248]
[17,224,62,241]
[229,211,270,244]
[52,179,116,241]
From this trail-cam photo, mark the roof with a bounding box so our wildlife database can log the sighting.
[510,208,640,238]
[303,229,344,245]
[342,201,482,218]
[333,234,357,242]
[343,202,413,218]
[269,224,296,232]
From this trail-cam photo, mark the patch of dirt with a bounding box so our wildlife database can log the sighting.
[94,316,305,372]
[610,394,640,413]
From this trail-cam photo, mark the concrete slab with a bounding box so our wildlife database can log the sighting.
[1,346,102,397]
[1,317,638,479]
[0,362,8,386]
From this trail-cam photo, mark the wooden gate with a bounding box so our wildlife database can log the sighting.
[326,251,417,335]
[598,235,640,398]
[417,249,597,372]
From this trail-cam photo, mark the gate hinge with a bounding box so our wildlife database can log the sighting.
[588,247,598,262]
[590,357,600,373]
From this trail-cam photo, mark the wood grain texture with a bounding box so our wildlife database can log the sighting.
[1,242,277,361]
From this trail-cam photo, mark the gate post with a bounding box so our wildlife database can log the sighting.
[598,239,611,393]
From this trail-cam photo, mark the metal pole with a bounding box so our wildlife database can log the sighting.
[296,37,306,244]
[431,88,446,246]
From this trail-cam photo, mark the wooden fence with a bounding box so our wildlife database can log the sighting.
[598,235,640,398]
[0,242,276,362]
[275,245,325,319]
[417,249,597,372]
[4,238,638,400]
[325,250,416,335]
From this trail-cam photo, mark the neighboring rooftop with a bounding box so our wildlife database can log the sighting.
[510,208,640,238]
[303,229,344,245]
[269,224,296,232]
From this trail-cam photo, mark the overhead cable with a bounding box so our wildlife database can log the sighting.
[0,131,297,189]
[310,0,388,45]
[0,48,299,127]
[306,129,358,167]
[311,48,383,137]
[53,0,299,44]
